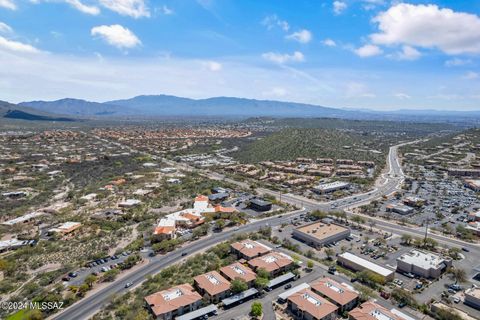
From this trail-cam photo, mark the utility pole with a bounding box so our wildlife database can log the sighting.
[424,218,429,244]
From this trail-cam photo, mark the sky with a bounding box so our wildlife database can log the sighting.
[0,0,480,111]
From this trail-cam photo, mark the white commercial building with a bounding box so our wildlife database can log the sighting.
[465,287,480,310]
[313,181,350,194]
[396,250,452,279]
[337,252,395,281]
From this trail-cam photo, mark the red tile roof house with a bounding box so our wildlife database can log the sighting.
[230,239,272,260]
[247,251,294,277]
[219,262,257,287]
[310,277,359,312]
[193,271,231,303]
[144,284,202,320]
[287,288,338,320]
[349,301,406,320]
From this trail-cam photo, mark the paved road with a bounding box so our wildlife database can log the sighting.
[55,139,479,320]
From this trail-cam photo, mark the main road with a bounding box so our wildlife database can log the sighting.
[53,139,479,320]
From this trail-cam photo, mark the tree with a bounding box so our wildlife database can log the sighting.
[448,247,461,260]
[103,269,120,282]
[84,274,97,288]
[391,288,417,307]
[310,210,327,220]
[351,215,365,227]
[231,278,248,293]
[449,267,467,284]
[324,248,335,260]
[256,268,270,279]
[307,260,314,269]
[400,234,412,245]
[250,301,263,317]
[357,270,385,288]
[254,277,269,290]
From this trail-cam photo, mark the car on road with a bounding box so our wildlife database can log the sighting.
[124,282,133,288]
[328,266,336,274]
[461,247,470,252]
[181,252,188,256]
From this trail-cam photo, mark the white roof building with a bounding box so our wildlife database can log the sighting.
[338,252,395,281]
[1,211,46,226]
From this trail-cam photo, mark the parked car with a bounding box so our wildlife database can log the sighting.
[62,276,70,282]
[284,284,292,289]
[68,272,78,278]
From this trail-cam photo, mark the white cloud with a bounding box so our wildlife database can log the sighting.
[445,58,472,67]
[322,38,336,47]
[0,0,16,10]
[0,36,40,53]
[354,44,383,57]
[286,29,312,44]
[346,82,376,98]
[463,71,479,80]
[99,0,149,18]
[371,3,480,55]
[65,0,99,15]
[204,60,222,72]
[0,22,12,34]
[394,92,411,99]
[159,5,173,15]
[262,51,305,64]
[91,24,141,49]
[396,45,421,60]
[262,87,287,97]
[333,1,347,15]
[262,14,289,32]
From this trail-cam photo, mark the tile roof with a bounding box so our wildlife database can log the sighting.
[231,240,272,259]
[288,288,338,319]
[247,251,293,273]
[220,262,257,283]
[194,271,231,296]
[144,284,202,317]
[310,277,358,306]
[349,301,404,320]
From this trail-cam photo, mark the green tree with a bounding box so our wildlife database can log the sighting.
[231,278,248,293]
[448,267,467,284]
[84,274,97,288]
[400,234,412,245]
[103,269,120,282]
[325,248,335,260]
[256,268,270,279]
[307,260,314,269]
[250,301,262,317]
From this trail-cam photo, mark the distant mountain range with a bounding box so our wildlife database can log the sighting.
[0,100,75,122]
[12,94,480,123]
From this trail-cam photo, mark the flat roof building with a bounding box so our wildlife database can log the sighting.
[465,179,480,192]
[248,198,272,212]
[386,204,414,215]
[465,287,480,310]
[287,288,338,320]
[396,250,452,279]
[194,271,231,303]
[311,277,359,311]
[349,301,410,320]
[144,284,202,320]
[292,221,351,249]
[248,251,294,277]
[231,240,272,260]
[1,211,46,226]
[337,252,395,282]
[313,181,350,194]
[219,262,256,286]
[48,222,81,236]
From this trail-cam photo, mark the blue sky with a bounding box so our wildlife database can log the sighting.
[0,0,480,110]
